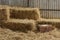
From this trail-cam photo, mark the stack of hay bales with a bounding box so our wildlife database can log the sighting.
[0,5,40,32]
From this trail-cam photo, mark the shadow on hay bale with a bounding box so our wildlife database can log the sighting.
[1,22,36,33]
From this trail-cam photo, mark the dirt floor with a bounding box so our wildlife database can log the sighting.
[0,27,60,40]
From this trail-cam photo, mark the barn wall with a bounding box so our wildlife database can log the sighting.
[29,0,60,19]
[29,0,60,9]
[0,0,60,9]
[0,0,28,7]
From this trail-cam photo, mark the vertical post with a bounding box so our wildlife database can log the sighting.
[27,0,29,7]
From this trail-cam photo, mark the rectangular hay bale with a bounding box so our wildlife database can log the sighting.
[9,8,40,20]
[0,9,7,21]
[3,19,36,32]
[0,5,10,21]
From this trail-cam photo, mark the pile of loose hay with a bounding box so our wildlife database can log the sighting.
[0,27,60,40]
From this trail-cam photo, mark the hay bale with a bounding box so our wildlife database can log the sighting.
[2,19,36,32]
[0,5,10,21]
[39,18,60,23]
[9,8,40,20]
[0,9,7,21]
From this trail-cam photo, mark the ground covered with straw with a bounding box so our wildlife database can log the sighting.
[0,27,60,40]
